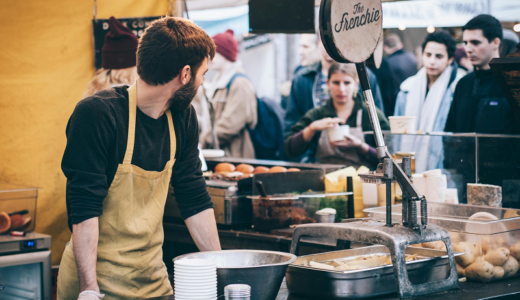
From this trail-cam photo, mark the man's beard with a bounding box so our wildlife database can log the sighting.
[167,76,198,111]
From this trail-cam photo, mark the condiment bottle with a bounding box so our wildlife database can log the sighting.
[224,284,251,300]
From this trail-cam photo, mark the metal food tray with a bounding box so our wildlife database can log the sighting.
[286,245,463,299]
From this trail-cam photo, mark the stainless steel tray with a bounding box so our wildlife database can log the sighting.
[286,245,463,299]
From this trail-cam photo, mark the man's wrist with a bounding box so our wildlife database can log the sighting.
[80,284,100,293]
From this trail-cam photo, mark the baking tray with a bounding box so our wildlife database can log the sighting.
[286,245,463,299]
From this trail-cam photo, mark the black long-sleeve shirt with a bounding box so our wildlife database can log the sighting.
[62,86,213,231]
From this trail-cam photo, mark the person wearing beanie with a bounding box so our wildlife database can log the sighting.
[201,29,257,158]
[82,16,138,98]
[59,17,221,300]
[454,46,473,75]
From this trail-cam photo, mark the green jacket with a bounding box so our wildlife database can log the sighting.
[283,93,390,160]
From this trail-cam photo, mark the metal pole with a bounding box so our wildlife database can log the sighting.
[355,62,386,158]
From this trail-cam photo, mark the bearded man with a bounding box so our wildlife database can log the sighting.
[58,17,221,300]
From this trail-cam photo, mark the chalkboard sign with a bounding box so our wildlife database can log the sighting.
[92,16,162,69]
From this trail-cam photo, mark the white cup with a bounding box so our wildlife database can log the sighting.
[388,116,416,134]
[327,125,350,142]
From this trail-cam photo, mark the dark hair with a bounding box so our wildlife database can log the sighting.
[421,31,457,58]
[137,17,216,86]
[462,14,503,43]
[384,33,401,48]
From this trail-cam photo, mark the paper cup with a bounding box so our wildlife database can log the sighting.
[388,116,416,134]
[327,125,350,142]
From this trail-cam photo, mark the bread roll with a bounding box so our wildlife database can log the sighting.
[287,168,300,172]
[0,212,11,233]
[253,166,270,174]
[236,164,254,174]
[269,166,287,173]
[215,163,235,173]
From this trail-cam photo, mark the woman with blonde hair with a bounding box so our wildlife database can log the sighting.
[82,16,138,98]
[284,63,389,168]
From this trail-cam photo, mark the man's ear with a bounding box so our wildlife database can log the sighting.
[448,57,455,65]
[180,65,191,85]
[492,37,501,50]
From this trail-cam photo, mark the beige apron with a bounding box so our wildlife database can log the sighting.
[58,83,175,299]
[316,109,370,168]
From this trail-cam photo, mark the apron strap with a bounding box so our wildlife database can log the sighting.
[123,83,138,165]
[356,109,363,129]
[165,110,177,161]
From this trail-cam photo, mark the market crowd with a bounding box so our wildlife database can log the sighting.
[82,14,519,170]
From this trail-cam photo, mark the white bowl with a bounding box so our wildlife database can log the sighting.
[174,270,216,275]
[175,286,217,296]
[175,295,216,300]
[174,290,217,296]
[174,280,217,286]
[175,259,216,267]
[388,116,416,134]
[174,274,217,280]
[327,125,350,142]
[201,149,225,158]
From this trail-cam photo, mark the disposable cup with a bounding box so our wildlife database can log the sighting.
[327,125,350,142]
[388,116,416,134]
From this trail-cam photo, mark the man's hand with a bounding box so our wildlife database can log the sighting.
[78,291,104,300]
[73,218,100,295]
[185,209,221,251]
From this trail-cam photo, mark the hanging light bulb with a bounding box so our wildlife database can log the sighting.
[427,25,435,33]
[398,24,406,31]
[514,23,520,33]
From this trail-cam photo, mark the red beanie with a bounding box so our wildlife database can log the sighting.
[212,29,238,62]
[102,16,138,69]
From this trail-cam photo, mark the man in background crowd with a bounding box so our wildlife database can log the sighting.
[394,31,464,172]
[500,29,520,58]
[368,56,400,117]
[445,15,517,134]
[201,29,258,158]
[281,34,322,110]
[284,39,384,139]
[384,33,418,86]
[299,34,322,69]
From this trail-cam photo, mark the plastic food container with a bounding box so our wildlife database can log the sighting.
[0,182,40,233]
[364,203,520,282]
[250,194,299,232]
[292,192,351,224]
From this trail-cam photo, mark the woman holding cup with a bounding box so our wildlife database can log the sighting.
[284,63,389,168]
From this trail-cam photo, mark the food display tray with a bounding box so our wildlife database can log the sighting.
[285,245,462,299]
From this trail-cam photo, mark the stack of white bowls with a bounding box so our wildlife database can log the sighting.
[174,258,217,300]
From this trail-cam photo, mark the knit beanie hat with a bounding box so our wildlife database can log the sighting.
[454,47,467,65]
[212,29,238,62]
[102,16,139,69]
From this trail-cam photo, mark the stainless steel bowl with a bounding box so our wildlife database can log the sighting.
[173,250,296,300]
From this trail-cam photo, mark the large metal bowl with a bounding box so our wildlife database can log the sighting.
[173,250,296,300]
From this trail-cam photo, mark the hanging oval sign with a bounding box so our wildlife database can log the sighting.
[320,0,383,63]
[367,32,384,69]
